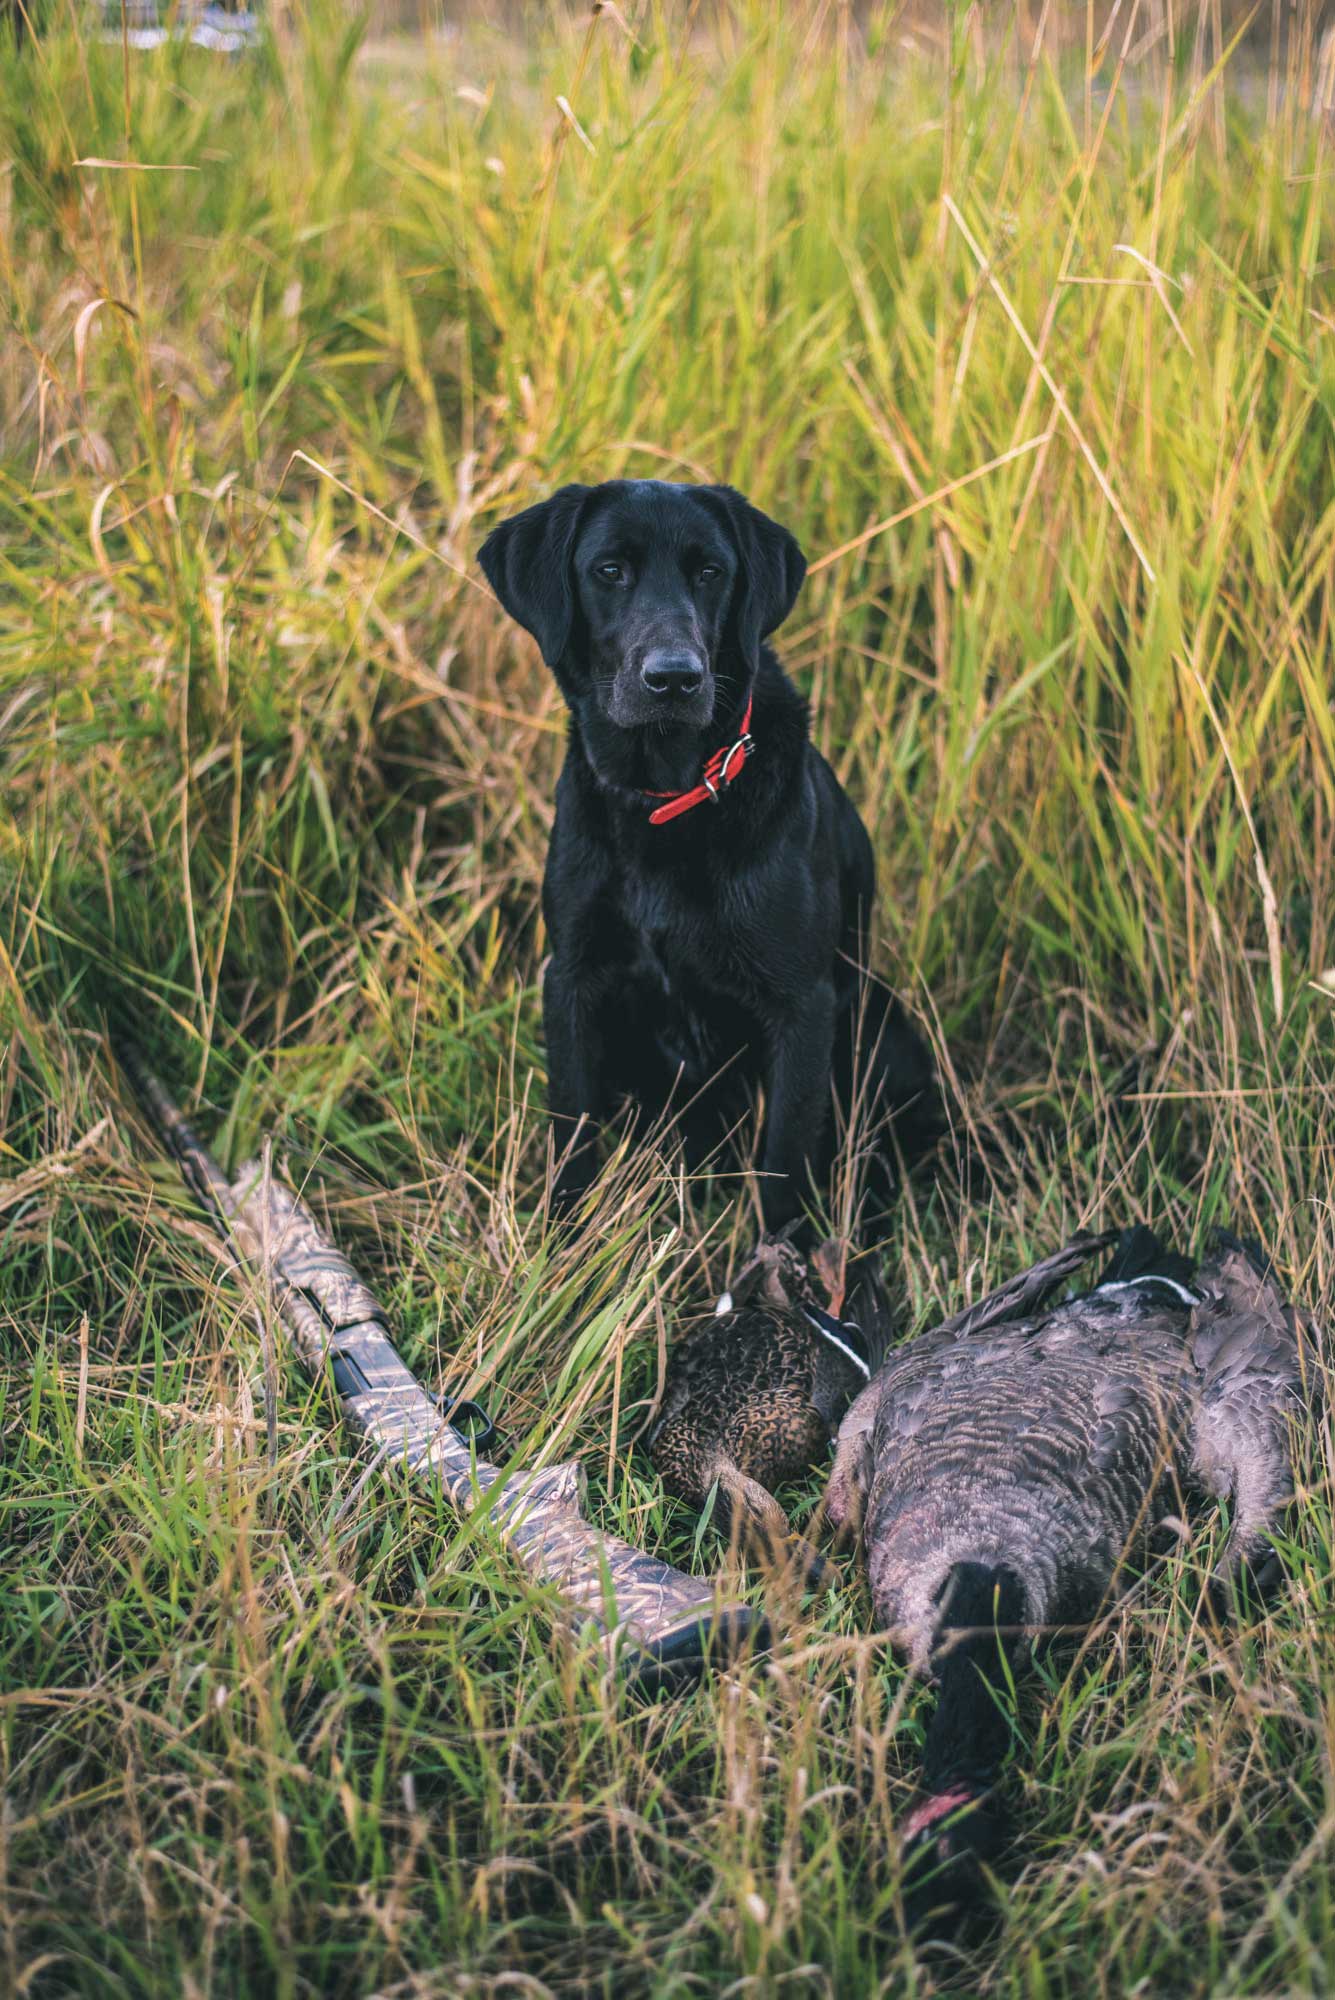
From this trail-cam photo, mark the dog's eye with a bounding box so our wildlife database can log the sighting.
[594,562,624,582]
[696,565,722,583]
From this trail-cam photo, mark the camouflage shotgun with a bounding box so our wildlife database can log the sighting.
[117,1044,765,1692]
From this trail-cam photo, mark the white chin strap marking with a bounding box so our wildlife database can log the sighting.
[714,1292,872,1379]
[800,1307,871,1379]
[1098,1274,1200,1307]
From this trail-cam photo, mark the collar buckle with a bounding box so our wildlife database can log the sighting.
[717,732,753,787]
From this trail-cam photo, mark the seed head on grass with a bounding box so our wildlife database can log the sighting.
[1,2,1333,1994]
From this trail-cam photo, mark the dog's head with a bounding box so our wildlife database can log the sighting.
[478,479,805,735]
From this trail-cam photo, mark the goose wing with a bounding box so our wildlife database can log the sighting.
[929,1230,1117,1342]
[1188,1238,1320,1599]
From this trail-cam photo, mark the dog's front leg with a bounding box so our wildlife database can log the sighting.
[543,956,609,1217]
[759,980,836,1233]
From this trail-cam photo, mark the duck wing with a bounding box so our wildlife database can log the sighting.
[1188,1235,1320,1601]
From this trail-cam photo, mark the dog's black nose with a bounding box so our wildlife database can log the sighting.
[641,651,705,698]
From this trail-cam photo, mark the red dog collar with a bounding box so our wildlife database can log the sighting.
[644,696,754,826]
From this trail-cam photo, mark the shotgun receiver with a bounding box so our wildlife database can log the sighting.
[118,1046,764,1692]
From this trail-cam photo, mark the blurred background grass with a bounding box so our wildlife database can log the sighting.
[2,2,1334,1994]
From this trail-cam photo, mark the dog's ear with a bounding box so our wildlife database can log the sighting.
[477,485,591,667]
[701,485,806,666]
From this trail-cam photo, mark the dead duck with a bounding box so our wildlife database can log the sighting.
[824,1225,1318,1929]
[647,1235,886,1578]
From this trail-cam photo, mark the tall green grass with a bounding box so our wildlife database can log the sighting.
[1,4,1333,1994]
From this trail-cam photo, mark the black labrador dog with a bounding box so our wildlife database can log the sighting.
[479,479,938,1232]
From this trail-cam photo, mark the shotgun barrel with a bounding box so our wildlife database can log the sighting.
[117,1044,765,1692]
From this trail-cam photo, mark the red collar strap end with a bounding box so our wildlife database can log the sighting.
[645,696,755,826]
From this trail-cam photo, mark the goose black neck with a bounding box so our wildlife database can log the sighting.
[922,1561,1026,1797]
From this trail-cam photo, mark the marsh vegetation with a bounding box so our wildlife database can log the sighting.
[2,3,1333,1992]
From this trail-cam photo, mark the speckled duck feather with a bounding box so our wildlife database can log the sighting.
[647,1235,884,1565]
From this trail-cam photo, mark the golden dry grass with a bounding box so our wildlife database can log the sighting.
[2,3,1333,1993]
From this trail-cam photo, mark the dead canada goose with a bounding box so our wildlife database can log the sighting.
[824,1225,1318,1929]
[647,1235,885,1578]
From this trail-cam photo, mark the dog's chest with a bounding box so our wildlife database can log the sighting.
[620,877,757,1066]
[622,874,742,995]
